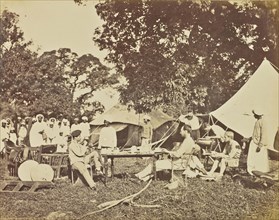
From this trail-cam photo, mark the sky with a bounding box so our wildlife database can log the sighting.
[1,0,107,59]
[0,0,119,111]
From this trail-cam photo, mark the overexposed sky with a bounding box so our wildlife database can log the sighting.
[1,0,107,60]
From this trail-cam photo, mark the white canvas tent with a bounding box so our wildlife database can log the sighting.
[210,58,279,149]
[89,104,178,147]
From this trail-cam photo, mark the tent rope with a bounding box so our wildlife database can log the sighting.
[152,118,180,150]
[269,60,279,73]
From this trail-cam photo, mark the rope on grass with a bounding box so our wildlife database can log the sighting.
[79,179,157,219]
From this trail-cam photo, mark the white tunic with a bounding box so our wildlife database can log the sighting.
[98,126,117,149]
[56,135,68,153]
[0,126,9,151]
[71,123,81,133]
[179,115,200,130]
[45,126,59,144]
[29,122,47,147]
[80,122,90,139]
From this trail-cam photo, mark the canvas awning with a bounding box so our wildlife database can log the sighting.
[210,59,278,148]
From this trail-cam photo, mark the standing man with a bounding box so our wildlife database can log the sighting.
[29,114,47,147]
[45,121,58,144]
[17,121,28,145]
[80,116,91,142]
[98,119,117,153]
[1,119,10,155]
[69,130,100,190]
[247,108,270,175]
[56,131,68,153]
[140,115,153,146]
[179,109,201,141]
[71,117,80,133]
[60,118,71,137]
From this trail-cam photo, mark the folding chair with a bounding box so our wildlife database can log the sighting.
[170,148,197,187]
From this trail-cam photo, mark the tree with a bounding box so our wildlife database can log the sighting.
[37,48,119,116]
[0,10,38,118]
[0,10,118,119]
[92,0,278,113]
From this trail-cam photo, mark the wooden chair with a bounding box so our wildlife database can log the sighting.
[170,154,193,186]
[28,146,43,162]
[40,153,69,178]
[70,163,93,184]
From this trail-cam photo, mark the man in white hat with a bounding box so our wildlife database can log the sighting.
[9,127,17,144]
[71,117,81,133]
[60,118,71,137]
[80,116,90,141]
[29,114,48,147]
[17,121,28,145]
[1,119,10,154]
[98,118,117,153]
[45,121,58,144]
[247,107,270,175]
[48,117,59,130]
[140,115,153,147]
[56,131,68,153]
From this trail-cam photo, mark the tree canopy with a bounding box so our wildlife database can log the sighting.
[0,10,118,120]
[93,0,278,114]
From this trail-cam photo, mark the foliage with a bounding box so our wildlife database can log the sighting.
[93,0,278,113]
[0,10,118,120]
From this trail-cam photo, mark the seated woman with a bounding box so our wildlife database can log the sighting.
[208,131,241,177]
[133,124,207,182]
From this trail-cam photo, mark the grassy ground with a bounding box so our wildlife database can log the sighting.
[0,157,278,220]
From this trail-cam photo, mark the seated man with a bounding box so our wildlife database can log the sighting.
[133,124,207,182]
[208,131,241,177]
[68,130,102,190]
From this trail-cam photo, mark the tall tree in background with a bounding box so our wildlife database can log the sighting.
[93,0,278,114]
[37,48,119,118]
[0,10,37,118]
[0,10,118,119]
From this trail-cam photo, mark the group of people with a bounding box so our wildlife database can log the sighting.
[133,107,271,183]
[66,109,243,189]
[0,106,273,190]
[0,114,91,155]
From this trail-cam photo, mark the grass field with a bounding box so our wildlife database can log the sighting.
[0,156,278,220]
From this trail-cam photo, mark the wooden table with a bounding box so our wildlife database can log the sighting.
[102,152,156,183]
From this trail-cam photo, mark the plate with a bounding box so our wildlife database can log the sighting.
[30,164,54,181]
[18,160,39,181]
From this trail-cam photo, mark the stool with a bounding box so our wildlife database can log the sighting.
[71,164,93,184]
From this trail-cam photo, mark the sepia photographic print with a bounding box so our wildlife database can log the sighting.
[0,0,278,219]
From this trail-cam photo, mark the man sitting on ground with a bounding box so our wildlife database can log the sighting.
[68,130,102,190]
[133,124,207,182]
[208,131,241,178]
